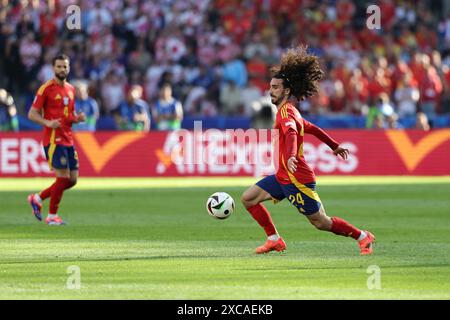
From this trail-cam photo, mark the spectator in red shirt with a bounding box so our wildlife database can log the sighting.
[246,52,269,94]
[379,0,396,31]
[419,66,443,117]
[336,0,355,26]
[328,70,347,113]
[39,9,58,48]
[347,68,370,115]
[368,67,392,102]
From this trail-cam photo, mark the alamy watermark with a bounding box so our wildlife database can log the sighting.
[168,121,278,168]
[65,4,381,33]
[66,265,81,290]
[366,265,382,290]
[66,5,81,30]
[366,5,381,30]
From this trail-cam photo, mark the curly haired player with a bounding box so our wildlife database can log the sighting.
[241,46,375,255]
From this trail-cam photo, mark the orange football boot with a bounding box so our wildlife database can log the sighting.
[255,238,286,254]
[359,231,375,255]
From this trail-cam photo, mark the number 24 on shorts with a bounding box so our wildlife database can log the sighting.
[288,192,305,206]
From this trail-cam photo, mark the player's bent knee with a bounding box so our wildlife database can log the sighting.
[316,222,329,231]
[309,218,330,231]
[240,194,252,208]
[67,178,77,189]
[240,192,257,209]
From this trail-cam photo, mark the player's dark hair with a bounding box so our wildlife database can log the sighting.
[160,82,172,90]
[271,45,324,101]
[52,54,70,65]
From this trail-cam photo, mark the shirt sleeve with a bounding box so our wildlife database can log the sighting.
[303,119,340,150]
[91,99,100,118]
[278,108,298,135]
[285,128,298,158]
[31,86,47,111]
[138,101,150,116]
[175,101,183,117]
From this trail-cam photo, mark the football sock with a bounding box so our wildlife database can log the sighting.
[330,216,362,240]
[47,214,58,219]
[247,203,277,237]
[268,234,280,241]
[65,179,77,190]
[357,230,367,241]
[39,182,56,201]
[49,177,72,214]
[41,179,76,201]
[34,193,42,203]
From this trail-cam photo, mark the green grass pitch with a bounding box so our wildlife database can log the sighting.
[0,176,449,299]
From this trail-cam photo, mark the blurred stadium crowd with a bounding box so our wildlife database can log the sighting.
[1,0,450,131]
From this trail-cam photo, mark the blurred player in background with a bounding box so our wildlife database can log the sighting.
[241,46,375,255]
[73,81,99,132]
[153,83,183,130]
[27,54,86,225]
[114,85,151,131]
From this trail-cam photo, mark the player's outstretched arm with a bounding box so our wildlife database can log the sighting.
[303,119,349,159]
[333,146,349,160]
[303,119,339,150]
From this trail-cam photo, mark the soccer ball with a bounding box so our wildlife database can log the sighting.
[206,192,235,220]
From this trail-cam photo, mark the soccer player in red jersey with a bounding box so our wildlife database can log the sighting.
[241,46,375,255]
[27,54,86,225]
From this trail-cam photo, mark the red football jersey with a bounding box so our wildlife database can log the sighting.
[274,102,340,185]
[31,79,76,146]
